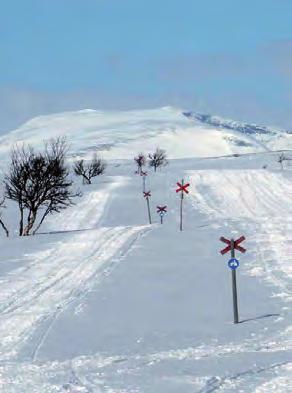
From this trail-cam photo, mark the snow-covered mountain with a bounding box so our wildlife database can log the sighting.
[1,106,291,163]
[0,108,291,392]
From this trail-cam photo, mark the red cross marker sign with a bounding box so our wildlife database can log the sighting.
[143,191,151,198]
[141,171,148,177]
[220,236,246,255]
[157,205,167,213]
[176,182,190,194]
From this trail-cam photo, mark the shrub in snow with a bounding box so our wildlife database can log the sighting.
[134,153,147,174]
[278,153,286,170]
[148,148,168,172]
[74,154,106,185]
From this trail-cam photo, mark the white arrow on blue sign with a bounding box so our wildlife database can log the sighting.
[228,258,239,270]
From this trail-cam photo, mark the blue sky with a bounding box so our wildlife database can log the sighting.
[1,0,292,132]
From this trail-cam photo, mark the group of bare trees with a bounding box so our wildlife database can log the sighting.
[0,139,106,237]
[134,147,168,174]
[0,141,166,238]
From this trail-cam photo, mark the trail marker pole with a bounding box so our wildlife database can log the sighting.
[141,171,148,192]
[176,179,190,231]
[230,239,239,324]
[157,205,167,224]
[143,191,152,224]
[220,236,246,324]
[180,183,183,231]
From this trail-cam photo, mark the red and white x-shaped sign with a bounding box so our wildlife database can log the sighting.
[141,171,148,177]
[143,191,151,198]
[220,236,246,255]
[176,182,190,194]
[157,205,167,213]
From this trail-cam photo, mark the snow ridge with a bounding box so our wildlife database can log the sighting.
[183,112,281,136]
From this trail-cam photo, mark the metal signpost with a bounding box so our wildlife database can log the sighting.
[143,191,152,224]
[176,179,190,231]
[157,205,167,224]
[141,171,148,192]
[220,236,246,324]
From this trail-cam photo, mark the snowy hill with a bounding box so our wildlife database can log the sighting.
[0,108,291,392]
[0,106,287,163]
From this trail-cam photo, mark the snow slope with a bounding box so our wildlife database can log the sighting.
[0,108,291,392]
[184,111,292,152]
[0,107,280,163]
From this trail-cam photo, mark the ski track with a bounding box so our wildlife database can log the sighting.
[0,337,290,393]
[198,361,291,393]
[0,167,292,391]
[43,176,127,233]
[0,224,148,361]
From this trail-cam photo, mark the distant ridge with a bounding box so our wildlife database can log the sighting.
[183,112,280,136]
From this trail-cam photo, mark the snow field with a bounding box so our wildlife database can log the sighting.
[0,175,149,362]
[0,108,290,392]
[0,107,268,162]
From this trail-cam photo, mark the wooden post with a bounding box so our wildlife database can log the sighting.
[230,239,239,324]
[180,179,184,231]
[160,213,163,224]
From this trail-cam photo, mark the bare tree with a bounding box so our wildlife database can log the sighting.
[148,148,168,172]
[4,138,79,236]
[0,196,9,237]
[134,153,146,174]
[74,154,106,184]
[278,153,286,170]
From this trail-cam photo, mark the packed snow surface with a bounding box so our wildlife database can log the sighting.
[0,107,291,392]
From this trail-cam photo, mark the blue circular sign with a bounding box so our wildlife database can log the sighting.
[228,258,239,270]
